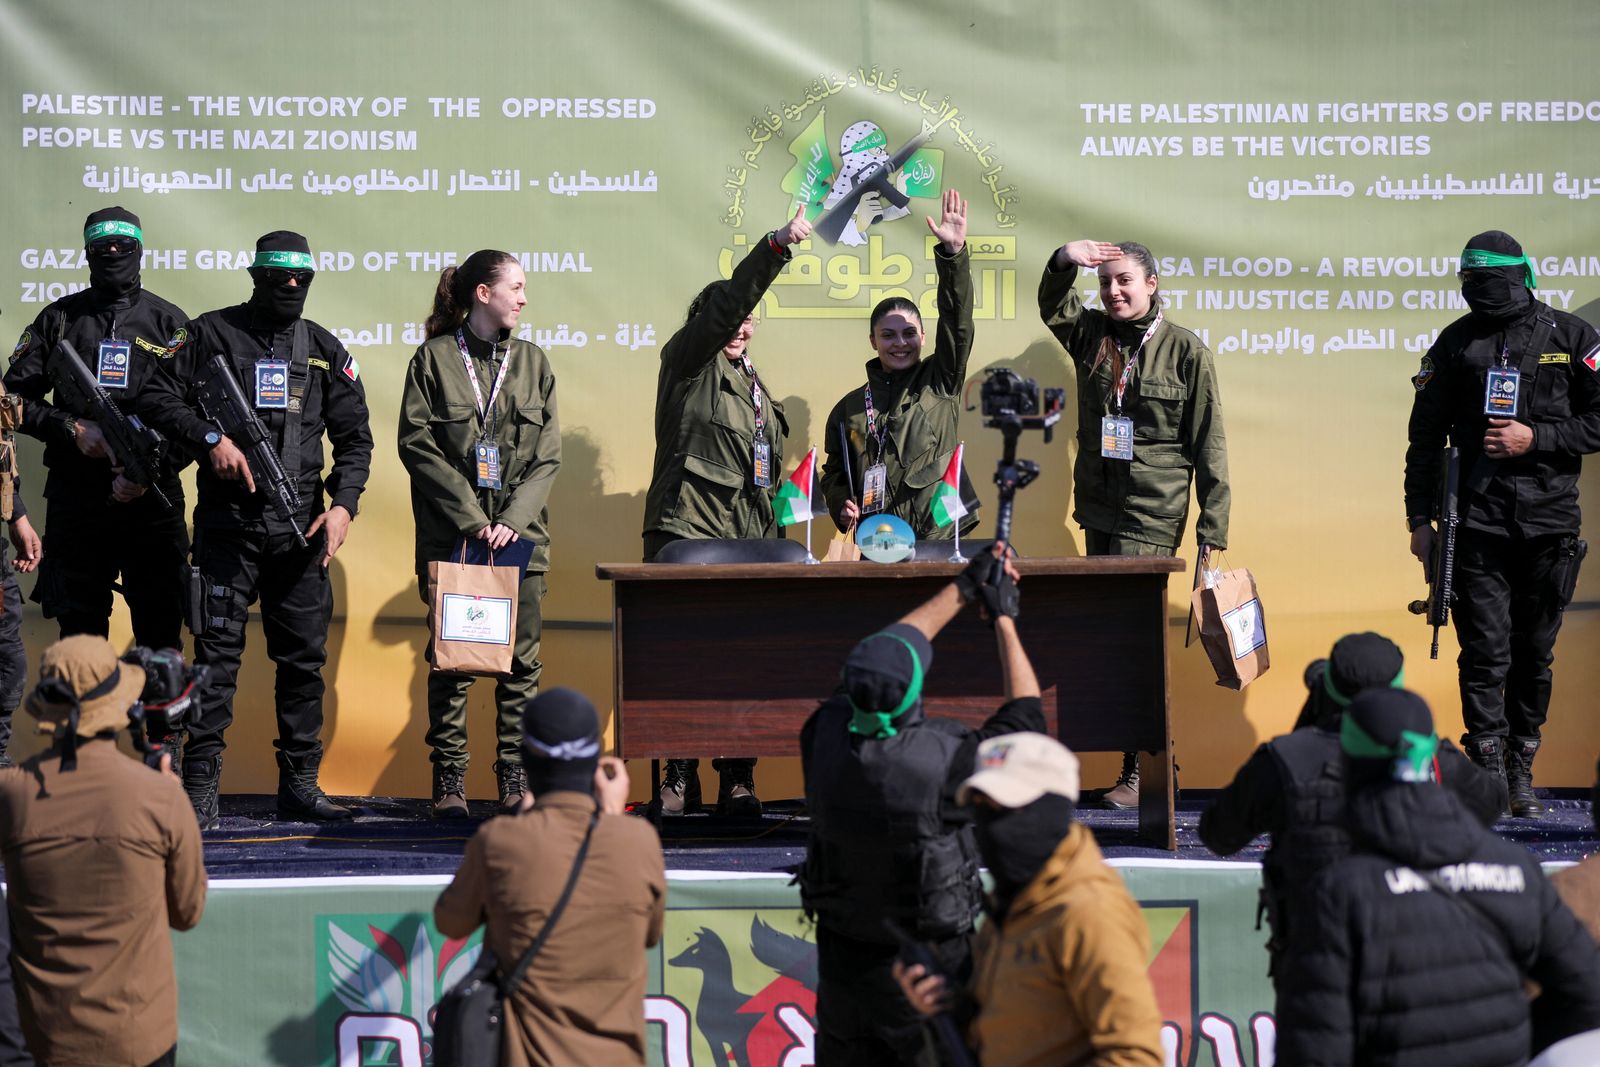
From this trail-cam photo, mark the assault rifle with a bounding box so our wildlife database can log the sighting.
[883,918,979,1067]
[1407,445,1460,659]
[194,353,308,547]
[48,340,171,509]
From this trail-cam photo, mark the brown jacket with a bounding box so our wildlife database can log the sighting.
[435,791,666,1067]
[0,739,206,1066]
[1553,854,1600,949]
[968,823,1163,1067]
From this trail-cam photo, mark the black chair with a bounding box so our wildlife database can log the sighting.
[652,537,809,565]
[908,538,996,561]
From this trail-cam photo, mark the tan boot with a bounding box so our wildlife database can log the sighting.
[654,759,701,816]
[432,765,469,819]
[1102,752,1140,810]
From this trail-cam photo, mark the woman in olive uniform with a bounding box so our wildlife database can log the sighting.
[398,251,560,818]
[1039,238,1231,807]
[819,188,978,540]
[641,208,812,818]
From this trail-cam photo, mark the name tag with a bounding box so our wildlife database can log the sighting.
[861,462,888,513]
[1101,415,1134,460]
[475,440,503,489]
[254,360,290,409]
[97,339,131,389]
[1483,367,1520,418]
[752,439,772,488]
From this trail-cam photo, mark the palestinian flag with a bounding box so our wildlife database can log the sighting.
[931,443,968,528]
[775,447,816,526]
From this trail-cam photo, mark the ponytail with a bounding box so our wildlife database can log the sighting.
[423,250,518,339]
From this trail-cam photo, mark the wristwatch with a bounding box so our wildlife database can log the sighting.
[203,430,222,448]
[1407,515,1432,532]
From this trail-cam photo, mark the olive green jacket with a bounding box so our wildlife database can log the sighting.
[397,333,561,572]
[1039,261,1230,549]
[642,241,790,543]
[819,245,978,540]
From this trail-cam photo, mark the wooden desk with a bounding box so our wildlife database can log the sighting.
[595,557,1184,848]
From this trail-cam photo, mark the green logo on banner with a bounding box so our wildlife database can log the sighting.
[314,912,483,1066]
[902,148,944,198]
[780,109,837,221]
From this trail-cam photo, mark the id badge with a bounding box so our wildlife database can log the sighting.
[861,463,888,514]
[1100,415,1134,461]
[254,360,290,410]
[752,439,772,488]
[1484,367,1520,418]
[96,339,131,390]
[475,440,503,489]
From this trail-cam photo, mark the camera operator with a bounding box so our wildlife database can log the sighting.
[435,688,664,1065]
[799,545,1043,1065]
[0,636,206,1067]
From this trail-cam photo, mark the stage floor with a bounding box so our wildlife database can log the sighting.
[200,790,1597,880]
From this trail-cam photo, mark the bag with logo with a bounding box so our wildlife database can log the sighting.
[426,544,519,676]
[432,808,598,1067]
[1191,562,1270,689]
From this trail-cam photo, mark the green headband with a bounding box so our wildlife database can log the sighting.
[84,220,142,245]
[846,632,926,740]
[1460,247,1537,289]
[1323,664,1405,708]
[845,129,889,155]
[1340,714,1439,782]
[253,250,315,270]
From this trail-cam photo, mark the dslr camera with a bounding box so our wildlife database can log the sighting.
[122,647,210,767]
[979,367,1065,435]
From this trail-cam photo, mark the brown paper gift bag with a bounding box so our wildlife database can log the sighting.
[1191,566,1270,690]
[426,549,519,676]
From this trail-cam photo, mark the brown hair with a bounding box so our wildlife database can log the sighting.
[869,296,921,332]
[1093,241,1161,375]
[424,250,518,339]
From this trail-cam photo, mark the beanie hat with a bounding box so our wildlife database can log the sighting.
[252,230,315,271]
[1322,632,1405,707]
[1341,688,1439,783]
[1461,229,1537,289]
[83,206,142,247]
[841,623,933,739]
[521,688,602,797]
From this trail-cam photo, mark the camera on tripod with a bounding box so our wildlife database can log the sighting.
[122,647,210,767]
[978,368,1065,439]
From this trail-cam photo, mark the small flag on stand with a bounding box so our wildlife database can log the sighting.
[775,447,816,526]
[931,443,968,528]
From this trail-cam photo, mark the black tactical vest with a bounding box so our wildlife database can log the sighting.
[1262,729,1352,941]
[800,700,982,944]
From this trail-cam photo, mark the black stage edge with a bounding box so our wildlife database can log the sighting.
[198,791,1598,881]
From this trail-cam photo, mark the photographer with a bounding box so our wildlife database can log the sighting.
[435,688,664,1065]
[799,545,1043,1065]
[0,636,206,1067]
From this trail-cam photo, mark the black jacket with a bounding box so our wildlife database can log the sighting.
[5,286,189,511]
[1405,301,1600,537]
[1275,782,1600,1067]
[799,694,1043,945]
[145,304,373,533]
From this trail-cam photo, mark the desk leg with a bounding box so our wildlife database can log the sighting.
[1137,747,1176,850]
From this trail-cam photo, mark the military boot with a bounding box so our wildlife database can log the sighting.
[713,758,761,818]
[184,753,223,831]
[1464,733,1511,817]
[493,760,527,816]
[653,759,701,817]
[1506,736,1545,819]
[432,764,469,819]
[276,750,354,822]
[1102,752,1140,810]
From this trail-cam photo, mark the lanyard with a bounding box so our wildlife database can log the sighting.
[1109,311,1163,415]
[863,381,889,462]
[734,353,766,439]
[456,329,512,436]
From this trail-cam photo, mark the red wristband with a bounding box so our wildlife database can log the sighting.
[766,231,784,254]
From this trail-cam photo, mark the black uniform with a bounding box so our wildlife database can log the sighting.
[5,287,190,647]
[799,692,1043,1067]
[1274,781,1600,1066]
[147,302,372,768]
[1407,296,1600,756]
[0,486,31,764]
[1199,726,1502,979]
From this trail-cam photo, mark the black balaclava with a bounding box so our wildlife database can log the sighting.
[1341,688,1439,794]
[521,687,602,797]
[83,206,143,300]
[1459,230,1534,322]
[973,792,1076,917]
[841,623,933,739]
[247,230,315,327]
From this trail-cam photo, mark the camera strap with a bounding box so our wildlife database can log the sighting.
[1109,311,1163,415]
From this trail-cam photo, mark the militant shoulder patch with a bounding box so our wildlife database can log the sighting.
[1411,355,1434,391]
[165,327,188,353]
[135,336,169,357]
[1538,352,1570,365]
[308,357,331,372]
[10,331,30,363]
[342,353,360,382]
[1583,344,1599,373]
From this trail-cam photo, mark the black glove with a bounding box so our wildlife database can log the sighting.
[954,551,999,604]
[978,568,1020,623]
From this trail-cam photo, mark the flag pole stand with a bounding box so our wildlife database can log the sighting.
[947,523,967,564]
[803,515,819,565]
